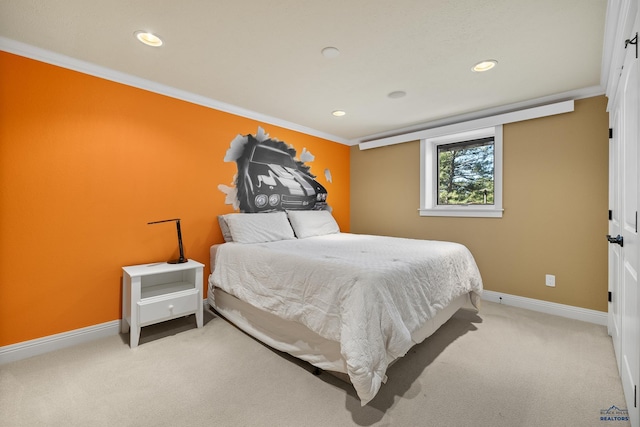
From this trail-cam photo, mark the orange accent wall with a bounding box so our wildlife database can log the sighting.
[0,51,350,346]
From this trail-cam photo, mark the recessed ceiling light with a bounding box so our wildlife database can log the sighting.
[472,60,497,72]
[134,31,163,47]
[321,47,340,58]
[388,91,407,99]
[332,110,346,117]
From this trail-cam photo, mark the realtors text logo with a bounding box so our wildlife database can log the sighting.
[600,405,629,422]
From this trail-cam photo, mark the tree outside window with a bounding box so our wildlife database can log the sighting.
[437,137,494,205]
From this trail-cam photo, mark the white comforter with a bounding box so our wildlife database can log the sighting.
[210,233,483,404]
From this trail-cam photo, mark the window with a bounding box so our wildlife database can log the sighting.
[420,126,503,217]
[438,137,494,205]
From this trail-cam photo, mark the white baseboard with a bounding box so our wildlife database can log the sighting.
[481,290,607,326]
[0,300,212,365]
[0,320,121,365]
[1,296,606,365]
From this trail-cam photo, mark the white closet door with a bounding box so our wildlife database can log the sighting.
[610,18,640,425]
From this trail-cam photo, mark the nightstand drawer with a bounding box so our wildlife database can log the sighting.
[137,289,200,326]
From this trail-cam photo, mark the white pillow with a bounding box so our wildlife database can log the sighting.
[217,215,234,242]
[287,210,340,239]
[222,212,295,244]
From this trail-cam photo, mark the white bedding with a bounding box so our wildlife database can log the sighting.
[209,233,483,404]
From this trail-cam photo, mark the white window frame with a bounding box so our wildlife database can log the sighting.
[420,125,503,218]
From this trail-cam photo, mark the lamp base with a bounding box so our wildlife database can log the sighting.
[168,258,188,264]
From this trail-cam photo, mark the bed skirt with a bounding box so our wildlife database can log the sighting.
[207,282,472,376]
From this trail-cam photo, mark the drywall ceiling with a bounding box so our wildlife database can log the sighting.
[0,0,608,144]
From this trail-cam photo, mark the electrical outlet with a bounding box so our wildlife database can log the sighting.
[545,274,556,287]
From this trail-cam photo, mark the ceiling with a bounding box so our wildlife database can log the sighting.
[0,0,609,145]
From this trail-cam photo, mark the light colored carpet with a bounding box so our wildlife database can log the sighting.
[0,301,629,427]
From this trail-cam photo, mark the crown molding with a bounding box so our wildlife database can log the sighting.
[0,36,350,146]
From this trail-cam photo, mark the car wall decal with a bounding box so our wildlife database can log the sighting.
[218,127,330,213]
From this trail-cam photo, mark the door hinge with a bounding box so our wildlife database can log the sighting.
[609,210,613,221]
[609,128,613,139]
[608,291,612,303]
[625,32,638,59]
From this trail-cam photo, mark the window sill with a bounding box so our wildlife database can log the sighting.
[419,207,503,218]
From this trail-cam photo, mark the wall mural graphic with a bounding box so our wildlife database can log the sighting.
[218,127,331,213]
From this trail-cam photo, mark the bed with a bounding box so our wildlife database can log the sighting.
[207,210,483,405]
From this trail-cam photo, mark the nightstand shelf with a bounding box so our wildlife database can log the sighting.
[121,259,204,348]
[141,281,194,298]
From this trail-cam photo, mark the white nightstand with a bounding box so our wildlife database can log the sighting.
[121,259,204,348]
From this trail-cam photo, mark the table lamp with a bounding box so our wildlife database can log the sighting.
[147,218,187,264]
